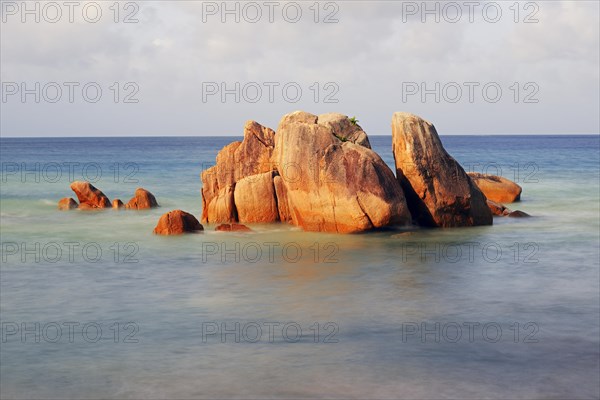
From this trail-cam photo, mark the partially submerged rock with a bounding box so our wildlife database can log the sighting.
[216,223,253,232]
[508,210,530,218]
[468,173,522,203]
[486,199,531,218]
[486,199,511,216]
[60,183,160,213]
[126,188,159,210]
[58,197,78,210]
[153,210,203,235]
[391,112,492,227]
[70,181,110,209]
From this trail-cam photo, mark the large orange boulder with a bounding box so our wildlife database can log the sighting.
[233,171,279,223]
[391,113,492,227]
[126,188,159,210]
[153,210,203,235]
[58,197,78,210]
[201,120,276,223]
[467,173,522,203]
[274,111,412,233]
[70,181,110,209]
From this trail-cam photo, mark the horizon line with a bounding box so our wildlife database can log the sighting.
[1,133,599,139]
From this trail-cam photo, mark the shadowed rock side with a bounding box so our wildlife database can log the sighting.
[70,181,111,209]
[154,210,203,235]
[201,120,276,223]
[274,111,412,233]
[467,172,522,203]
[391,112,492,227]
[112,199,124,209]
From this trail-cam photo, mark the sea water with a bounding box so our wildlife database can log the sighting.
[1,135,599,399]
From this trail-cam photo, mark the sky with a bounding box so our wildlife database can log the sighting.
[1,0,599,137]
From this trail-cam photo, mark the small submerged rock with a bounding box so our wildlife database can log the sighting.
[153,210,203,235]
[126,188,159,210]
[58,197,78,210]
[508,210,530,218]
[216,223,253,232]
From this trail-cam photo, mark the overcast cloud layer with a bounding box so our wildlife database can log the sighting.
[1,0,599,136]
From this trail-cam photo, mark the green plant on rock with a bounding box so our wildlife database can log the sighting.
[334,133,348,142]
[349,116,359,125]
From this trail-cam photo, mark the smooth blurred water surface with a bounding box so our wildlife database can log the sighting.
[1,135,599,399]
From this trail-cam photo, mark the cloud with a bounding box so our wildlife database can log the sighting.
[1,0,598,136]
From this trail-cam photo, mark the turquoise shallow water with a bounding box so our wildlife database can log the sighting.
[1,135,599,399]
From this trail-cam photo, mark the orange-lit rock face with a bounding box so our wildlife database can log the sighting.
[202,112,411,233]
[153,210,203,235]
[70,181,111,209]
[274,111,411,233]
[126,188,159,210]
[201,120,276,223]
[468,173,522,203]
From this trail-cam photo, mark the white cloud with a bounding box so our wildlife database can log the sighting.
[1,0,598,136]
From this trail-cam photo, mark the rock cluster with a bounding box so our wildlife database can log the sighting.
[58,181,159,211]
[202,112,412,233]
[183,111,530,235]
[200,111,535,232]
[201,111,513,233]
